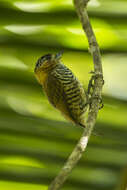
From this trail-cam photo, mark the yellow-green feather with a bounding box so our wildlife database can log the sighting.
[42,63,88,127]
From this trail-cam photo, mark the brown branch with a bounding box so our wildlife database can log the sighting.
[48,0,104,189]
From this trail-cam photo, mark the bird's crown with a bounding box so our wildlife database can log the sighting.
[35,51,63,71]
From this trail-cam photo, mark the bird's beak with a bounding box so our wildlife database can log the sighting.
[55,51,63,60]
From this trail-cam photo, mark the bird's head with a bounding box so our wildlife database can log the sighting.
[34,52,63,74]
[34,52,63,84]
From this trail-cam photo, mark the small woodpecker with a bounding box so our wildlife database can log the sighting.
[34,52,88,128]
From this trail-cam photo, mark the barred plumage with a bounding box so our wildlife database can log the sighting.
[34,52,88,128]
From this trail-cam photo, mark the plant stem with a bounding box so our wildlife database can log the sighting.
[48,0,103,189]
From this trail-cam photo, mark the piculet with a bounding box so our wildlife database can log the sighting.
[34,52,88,128]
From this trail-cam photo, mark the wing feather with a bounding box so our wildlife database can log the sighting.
[43,64,88,125]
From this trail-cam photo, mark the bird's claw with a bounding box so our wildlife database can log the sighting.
[88,71,104,96]
[88,95,104,110]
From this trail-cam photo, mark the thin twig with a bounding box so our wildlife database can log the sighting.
[48,0,103,189]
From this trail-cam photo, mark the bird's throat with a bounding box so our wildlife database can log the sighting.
[35,70,48,85]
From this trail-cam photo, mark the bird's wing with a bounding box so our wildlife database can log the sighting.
[63,79,88,126]
[44,71,64,108]
[44,68,76,122]
[44,66,88,126]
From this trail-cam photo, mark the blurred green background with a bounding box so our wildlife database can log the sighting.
[0,0,127,190]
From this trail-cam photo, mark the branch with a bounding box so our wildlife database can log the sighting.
[48,0,104,189]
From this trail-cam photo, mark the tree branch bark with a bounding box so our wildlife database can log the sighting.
[48,0,104,189]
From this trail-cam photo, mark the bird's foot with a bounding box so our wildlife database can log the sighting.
[88,71,104,96]
[88,95,104,110]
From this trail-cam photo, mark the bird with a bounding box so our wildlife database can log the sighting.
[34,52,89,128]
